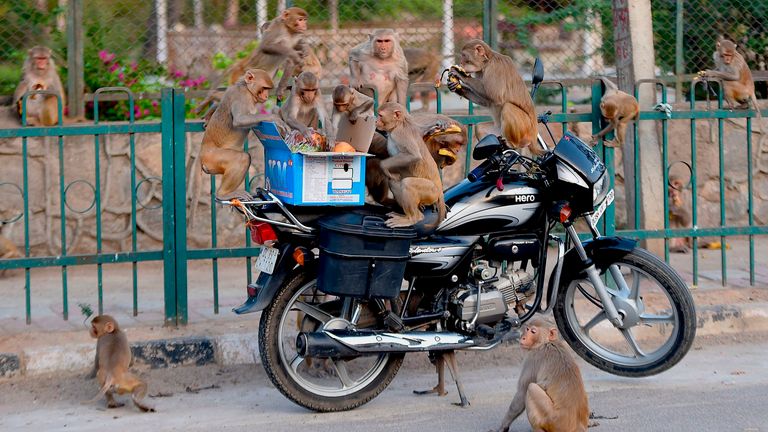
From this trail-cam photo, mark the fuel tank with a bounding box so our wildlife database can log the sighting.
[437,178,544,236]
[405,235,480,277]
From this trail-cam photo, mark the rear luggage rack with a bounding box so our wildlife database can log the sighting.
[216,188,315,234]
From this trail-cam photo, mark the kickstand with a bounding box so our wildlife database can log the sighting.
[413,350,470,407]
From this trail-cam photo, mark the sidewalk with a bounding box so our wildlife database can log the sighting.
[1,238,767,378]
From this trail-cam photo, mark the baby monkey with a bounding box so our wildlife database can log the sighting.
[88,315,154,412]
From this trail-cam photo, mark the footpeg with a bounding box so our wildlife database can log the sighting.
[384,311,405,332]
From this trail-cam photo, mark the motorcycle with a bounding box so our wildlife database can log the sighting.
[225,61,696,412]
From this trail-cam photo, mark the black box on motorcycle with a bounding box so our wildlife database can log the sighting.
[317,213,416,299]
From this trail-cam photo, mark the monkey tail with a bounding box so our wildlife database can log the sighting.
[599,76,619,92]
[422,193,447,232]
[82,375,114,405]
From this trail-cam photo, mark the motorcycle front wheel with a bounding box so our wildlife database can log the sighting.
[553,247,696,377]
[258,269,404,412]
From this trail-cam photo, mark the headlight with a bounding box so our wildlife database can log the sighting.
[592,172,610,205]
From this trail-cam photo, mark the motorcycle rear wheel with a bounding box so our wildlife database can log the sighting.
[554,247,696,377]
[258,269,404,412]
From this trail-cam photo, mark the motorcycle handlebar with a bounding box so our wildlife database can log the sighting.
[467,159,494,182]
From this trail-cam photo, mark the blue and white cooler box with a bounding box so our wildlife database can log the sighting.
[253,120,374,206]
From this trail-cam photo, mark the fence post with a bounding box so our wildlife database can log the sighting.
[161,88,177,325]
[160,88,189,325]
[172,90,189,325]
[66,0,84,119]
[483,0,498,51]
[675,0,684,102]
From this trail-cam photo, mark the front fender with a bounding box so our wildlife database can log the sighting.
[559,236,638,278]
[233,243,296,315]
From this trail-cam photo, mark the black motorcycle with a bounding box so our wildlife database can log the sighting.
[225,63,696,412]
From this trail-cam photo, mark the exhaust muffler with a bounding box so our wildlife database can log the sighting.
[296,329,477,359]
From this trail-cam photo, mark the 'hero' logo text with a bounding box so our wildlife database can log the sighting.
[514,194,537,203]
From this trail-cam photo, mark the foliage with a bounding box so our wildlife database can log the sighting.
[653,0,768,74]
[84,48,208,121]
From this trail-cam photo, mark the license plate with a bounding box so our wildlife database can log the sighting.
[255,246,279,275]
[589,189,615,226]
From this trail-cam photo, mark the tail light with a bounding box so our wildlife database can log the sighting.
[247,221,277,245]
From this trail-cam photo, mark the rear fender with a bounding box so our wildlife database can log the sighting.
[233,243,296,315]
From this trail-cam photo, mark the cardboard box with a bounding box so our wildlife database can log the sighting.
[253,118,376,206]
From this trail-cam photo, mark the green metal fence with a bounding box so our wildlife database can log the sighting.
[1,79,766,326]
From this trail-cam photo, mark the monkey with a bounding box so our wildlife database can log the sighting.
[229,7,308,84]
[375,102,446,228]
[668,175,692,253]
[349,29,409,105]
[87,315,154,412]
[13,46,66,126]
[404,47,441,111]
[278,71,330,146]
[275,45,322,101]
[700,40,764,127]
[591,77,640,148]
[0,231,22,278]
[329,85,376,146]
[447,40,543,155]
[490,318,589,432]
[200,69,276,199]
[365,113,466,206]
[194,8,308,118]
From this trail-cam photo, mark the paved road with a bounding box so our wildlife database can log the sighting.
[1,336,766,432]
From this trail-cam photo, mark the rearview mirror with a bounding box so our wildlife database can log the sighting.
[473,134,502,160]
[532,58,544,85]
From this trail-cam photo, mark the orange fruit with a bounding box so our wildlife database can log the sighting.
[333,141,356,152]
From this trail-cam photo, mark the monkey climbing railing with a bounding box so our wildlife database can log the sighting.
[1,80,767,326]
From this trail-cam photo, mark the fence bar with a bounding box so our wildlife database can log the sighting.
[21,97,32,325]
[747,117,755,285]
[161,88,179,325]
[173,90,189,324]
[210,176,219,314]
[55,104,68,320]
[689,81,700,286]
[717,87,727,285]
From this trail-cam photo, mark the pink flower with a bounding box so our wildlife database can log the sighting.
[109,62,120,73]
[118,72,125,81]
[171,69,184,79]
[130,61,138,72]
[99,50,116,64]
[151,100,159,108]
[143,109,150,116]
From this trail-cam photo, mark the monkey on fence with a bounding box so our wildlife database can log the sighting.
[194,8,309,118]
[87,315,155,412]
[13,46,66,126]
[489,318,589,432]
[404,47,441,111]
[349,29,409,105]
[447,40,543,155]
[592,77,640,148]
[668,175,692,254]
[700,40,763,123]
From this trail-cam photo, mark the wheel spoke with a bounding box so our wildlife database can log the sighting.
[332,360,354,389]
[582,310,608,335]
[629,270,641,301]
[293,301,334,324]
[289,354,305,374]
[639,313,675,325]
[620,328,646,358]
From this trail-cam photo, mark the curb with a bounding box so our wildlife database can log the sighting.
[3,303,767,378]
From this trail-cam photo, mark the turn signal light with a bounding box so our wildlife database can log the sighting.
[292,247,310,266]
[559,204,572,223]
[248,221,277,245]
